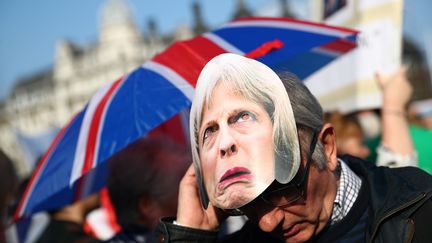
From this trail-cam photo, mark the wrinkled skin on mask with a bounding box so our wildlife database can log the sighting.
[198,84,275,209]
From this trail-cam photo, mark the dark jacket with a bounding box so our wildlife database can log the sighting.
[35,219,96,243]
[156,156,432,243]
[103,225,153,243]
[344,155,432,243]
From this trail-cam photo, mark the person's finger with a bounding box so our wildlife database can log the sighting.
[181,163,196,184]
[375,72,387,89]
[399,65,407,75]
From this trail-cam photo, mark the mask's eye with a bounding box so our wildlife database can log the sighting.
[203,125,218,142]
[234,111,256,123]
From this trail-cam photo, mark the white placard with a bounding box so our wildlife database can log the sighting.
[307,0,403,113]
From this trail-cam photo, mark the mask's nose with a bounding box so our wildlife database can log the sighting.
[219,129,237,158]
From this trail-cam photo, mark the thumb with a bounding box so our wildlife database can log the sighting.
[375,71,387,89]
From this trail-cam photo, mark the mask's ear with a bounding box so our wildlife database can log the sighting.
[318,123,338,172]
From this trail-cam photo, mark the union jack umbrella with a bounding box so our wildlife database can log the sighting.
[14,17,358,220]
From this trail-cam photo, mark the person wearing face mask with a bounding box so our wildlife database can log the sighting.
[155,53,432,243]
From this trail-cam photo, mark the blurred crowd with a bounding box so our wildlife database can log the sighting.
[325,67,432,172]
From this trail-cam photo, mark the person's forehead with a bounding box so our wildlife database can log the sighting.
[209,82,244,103]
[201,87,263,121]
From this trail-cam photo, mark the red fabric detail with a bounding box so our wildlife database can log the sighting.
[319,38,357,53]
[83,221,97,238]
[152,36,227,88]
[245,39,284,59]
[232,16,359,34]
[74,77,123,201]
[100,188,121,233]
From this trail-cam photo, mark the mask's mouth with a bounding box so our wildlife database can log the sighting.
[217,167,253,193]
[219,166,251,183]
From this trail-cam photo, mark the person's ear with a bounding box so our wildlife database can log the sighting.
[138,196,154,219]
[318,123,338,172]
[138,196,162,229]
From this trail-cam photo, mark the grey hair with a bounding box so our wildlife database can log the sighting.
[278,72,326,169]
[190,53,301,208]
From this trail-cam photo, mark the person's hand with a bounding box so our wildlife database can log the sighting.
[176,164,227,230]
[376,66,413,110]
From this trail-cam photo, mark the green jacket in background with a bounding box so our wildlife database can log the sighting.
[365,125,432,174]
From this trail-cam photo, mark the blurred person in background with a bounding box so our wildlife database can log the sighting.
[324,111,370,159]
[409,99,432,129]
[407,99,432,174]
[0,150,18,243]
[325,67,418,168]
[104,136,190,242]
[375,66,417,167]
[35,193,100,243]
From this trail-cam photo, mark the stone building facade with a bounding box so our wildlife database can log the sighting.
[0,0,258,177]
[0,0,197,177]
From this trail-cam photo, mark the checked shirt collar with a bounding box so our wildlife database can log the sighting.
[330,158,362,225]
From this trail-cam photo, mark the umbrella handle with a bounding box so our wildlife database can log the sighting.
[245,39,284,59]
